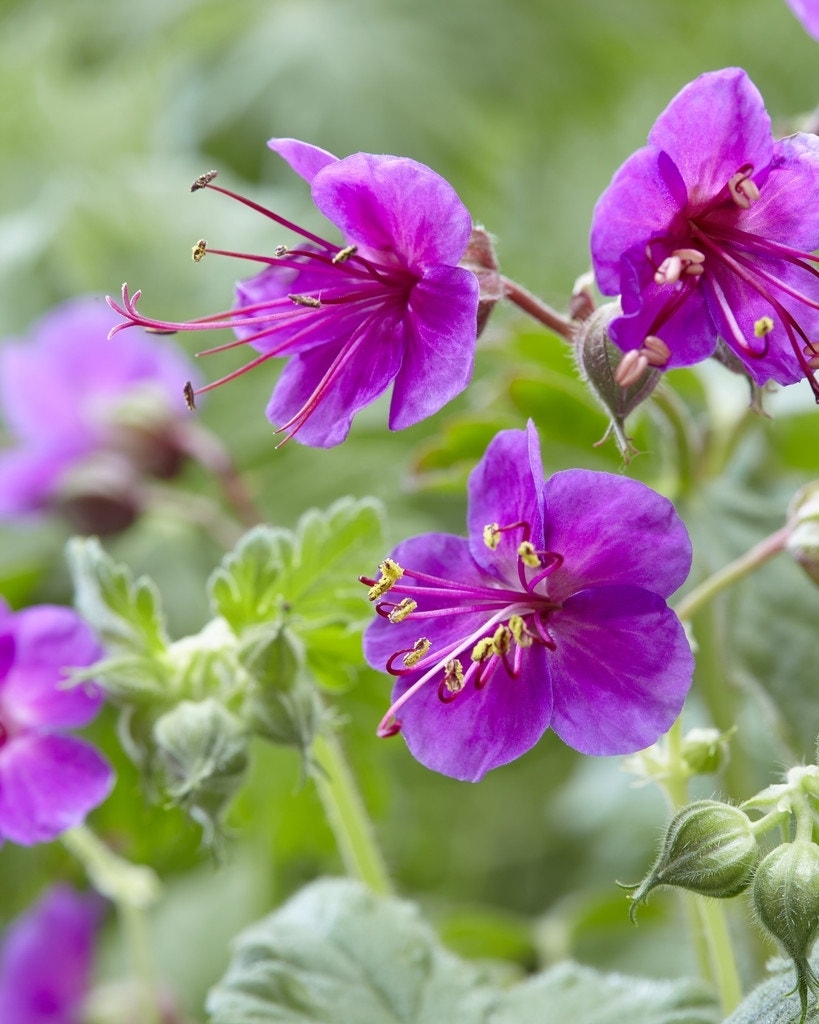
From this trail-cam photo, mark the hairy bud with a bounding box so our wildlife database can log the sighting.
[626,800,759,921]
[574,301,662,461]
[752,841,819,1023]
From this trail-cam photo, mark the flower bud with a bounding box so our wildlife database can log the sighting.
[680,726,733,776]
[787,482,819,585]
[752,841,819,1023]
[458,226,503,338]
[573,301,661,461]
[52,452,143,536]
[152,698,249,844]
[239,626,324,752]
[626,800,759,920]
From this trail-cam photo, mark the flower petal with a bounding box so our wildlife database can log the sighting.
[608,249,718,367]
[703,261,809,386]
[0,885,102,1024]
[388,265,478,430]
[732,133,819,252]
[1,606,103,731]
[648,69,773,208]
[786,0,819,39]
[311,153,473,268]
[0,297,192,445]
[591,147,687,296]
[548,586,693,755]
[543,469,692,601]
[0,734,113,844]
[268,138,338,184]
[266,314,404,446]
[466,424,545,582]
[388,642,554,782]
[0,447,77,516]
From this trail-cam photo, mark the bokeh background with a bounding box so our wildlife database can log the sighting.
[2,0,819,1015]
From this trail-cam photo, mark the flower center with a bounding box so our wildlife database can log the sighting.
[361,521,563,737]
[635,163,819,398]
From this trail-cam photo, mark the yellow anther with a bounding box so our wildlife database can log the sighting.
[403,638,430,667]
[443,659,465,692]
[332,245,358,264]
[367,558,404,600]
[483,523,501,550]
[508,614,533,648]
[471,637,495,662]
[491,624,511,655]
[388,598,417,623]
[517,541,541,568]
[754,316,775,338]
[192,239,207,263]
[190,170,218,192]
[288,294,321,308]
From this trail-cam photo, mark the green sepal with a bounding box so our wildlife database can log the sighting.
[152,697,249,848]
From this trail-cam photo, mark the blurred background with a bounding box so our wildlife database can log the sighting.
[1,0,819,1015]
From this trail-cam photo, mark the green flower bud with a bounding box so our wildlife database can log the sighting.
[239,626,324,753]
[626,800,759,921]
[152,698,249,845]
[752,841,819,1024]
[680,726,734,776]
[573,301,661,462]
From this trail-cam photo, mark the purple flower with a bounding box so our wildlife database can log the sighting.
[786,0,819,39]
[0,296,195,523]
[362,423,693,781]
[0,601,112,844]
[590,68,819,399]
[0,885,102,1024]
[109,139,480,447]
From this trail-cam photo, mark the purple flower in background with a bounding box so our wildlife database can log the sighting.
[591,68,819,399]
[0,296,195,527]
[786,0,819,39]
[109,139,480,447]
[362,423,693,782]
[0,885,102,1024]
[0,601,112,844]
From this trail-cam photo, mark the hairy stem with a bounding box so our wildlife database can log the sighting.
[501,277,577,340]
[312,730,393,895]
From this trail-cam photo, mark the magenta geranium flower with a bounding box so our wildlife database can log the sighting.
[0,885,102,1024]
[590,68,819,399]
[786,0,819,39]
[0,296,195,522]
[362,423,693,781]
[0,601,112,844]
[109,139,480,447]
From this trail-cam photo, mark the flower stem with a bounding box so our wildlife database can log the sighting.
[501,277,576,340]
[62,825,161,1024]
[311,730,393,895]
[674,524,791,623]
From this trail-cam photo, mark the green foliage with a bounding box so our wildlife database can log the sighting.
[723,958,819,1024]
[206,878,718,1024]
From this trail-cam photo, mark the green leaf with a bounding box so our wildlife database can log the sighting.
[66,536,169,655]
[206,878,500,1024]
[722,957,811,1024]
[206,879,718,1024]
[493,962,719,1024]
[208,500,384,694]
